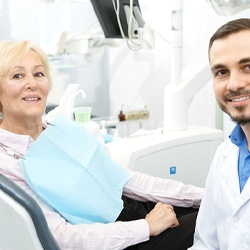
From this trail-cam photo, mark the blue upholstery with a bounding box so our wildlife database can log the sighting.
[0,173,60,250]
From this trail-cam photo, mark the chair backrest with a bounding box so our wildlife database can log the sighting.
[0,174,60,250]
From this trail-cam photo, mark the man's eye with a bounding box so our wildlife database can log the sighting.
[217,69,227,76]
[245,65,250,70]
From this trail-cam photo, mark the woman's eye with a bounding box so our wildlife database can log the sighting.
[13,74,22,79]
[35,72,45,77]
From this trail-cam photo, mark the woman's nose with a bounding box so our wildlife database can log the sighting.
[26,75,38,90]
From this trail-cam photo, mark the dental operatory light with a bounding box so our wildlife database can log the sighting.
[207,0,250,15]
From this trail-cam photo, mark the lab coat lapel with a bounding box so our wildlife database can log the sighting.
[239,176,250,206]
[220,143,240,200]
[221,142,250,209]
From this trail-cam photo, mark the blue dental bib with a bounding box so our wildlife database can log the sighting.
[20,115,133,224]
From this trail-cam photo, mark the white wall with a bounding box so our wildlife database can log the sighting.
[1,0,249,136]
[108,0,250,134]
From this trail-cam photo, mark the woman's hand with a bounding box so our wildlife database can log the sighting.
[145,202,179,236]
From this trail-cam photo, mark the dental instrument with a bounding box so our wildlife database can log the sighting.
[0,143,25,160]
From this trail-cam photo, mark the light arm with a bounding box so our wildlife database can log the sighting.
[206,0,250,15]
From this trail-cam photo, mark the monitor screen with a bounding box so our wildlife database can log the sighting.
[90,0,141,39]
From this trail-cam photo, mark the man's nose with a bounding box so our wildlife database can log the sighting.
[227,71,248,92]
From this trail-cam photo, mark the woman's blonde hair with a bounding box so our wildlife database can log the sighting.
[0,40,52,113]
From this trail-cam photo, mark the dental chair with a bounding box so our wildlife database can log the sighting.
[0,173,60,250]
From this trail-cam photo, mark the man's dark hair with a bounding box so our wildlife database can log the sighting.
[209,18,250,54]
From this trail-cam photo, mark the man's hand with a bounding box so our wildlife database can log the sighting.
[145,202,179,236]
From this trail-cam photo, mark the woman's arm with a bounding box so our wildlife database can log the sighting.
[46,209,149,250]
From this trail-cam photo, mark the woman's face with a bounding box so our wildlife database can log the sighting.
[0,50,50,121]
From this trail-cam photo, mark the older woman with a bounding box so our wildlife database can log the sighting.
[0,40,202,250]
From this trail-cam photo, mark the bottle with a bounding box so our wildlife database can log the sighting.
[118,110,126,121]
[100,120,113,144]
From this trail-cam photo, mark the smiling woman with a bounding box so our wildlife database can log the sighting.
[0,40,51,140]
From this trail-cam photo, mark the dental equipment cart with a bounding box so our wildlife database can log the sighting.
[106,126,223,187]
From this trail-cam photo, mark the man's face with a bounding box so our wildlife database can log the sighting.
[210,30,250,125]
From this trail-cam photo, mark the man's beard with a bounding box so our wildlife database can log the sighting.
[218,101,250,126]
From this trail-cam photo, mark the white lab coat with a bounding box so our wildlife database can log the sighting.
[189,138,250,250]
